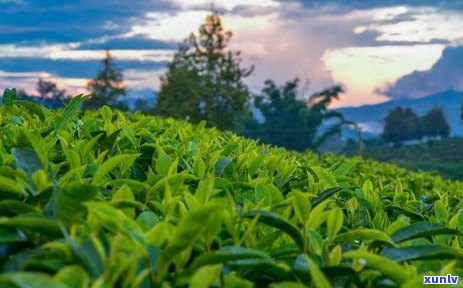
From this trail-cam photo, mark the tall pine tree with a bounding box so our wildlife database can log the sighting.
[85,49,126,109]
[154,12,254,130]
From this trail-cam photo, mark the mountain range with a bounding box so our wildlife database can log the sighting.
[335,90,463,138]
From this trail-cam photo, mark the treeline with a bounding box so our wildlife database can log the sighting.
[16,50,129,111]
[382,106,450,146]
[11,12,456,154]
[153,13,353,152]
[11,12,351,153]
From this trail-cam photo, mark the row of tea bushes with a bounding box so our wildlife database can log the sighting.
[1,92,463,287]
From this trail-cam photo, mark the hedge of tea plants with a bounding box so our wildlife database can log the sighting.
[1,92,463,288]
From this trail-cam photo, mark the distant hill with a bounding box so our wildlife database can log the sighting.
[336,90,463,137]
[118,88,157,110]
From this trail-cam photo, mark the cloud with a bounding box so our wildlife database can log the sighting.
[384,45,463,99]
[170,0,279,10]
[292,0,463,11]
[1,0,463,107]
[355,7,463,44]
[78,37,176,50]
[323,44,444,106]
[0,43,173,64]
[0,0,178,44]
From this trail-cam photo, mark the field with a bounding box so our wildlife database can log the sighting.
[362,138,463,180]
[2,95,463,287]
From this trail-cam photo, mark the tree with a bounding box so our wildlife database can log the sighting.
[421,107,449,139]
[382,107,421,146]
[245,79,348,151]
[135,98,150,113]
[37,78,66,102]
[85,49,126,109]
[154,12,253,131]
[36,78,67,108]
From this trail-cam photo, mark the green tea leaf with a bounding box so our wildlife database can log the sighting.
[15,100,45,122]
[11,147,43,179]
[0,216,61,237]
[311,187,342,207]
[57,184,98,224]
[0,176,25,196]
[335,229,394,245]
[92,154,139,184]
[156,154,173,176]
[242,210,304,250]
[327,207,343,242]
[189,264,222,288]
[54,265,90,288]
[188,246,270,270]
[344,250,409,284]
[381,245,463,262]
[162,205,221,261]
[390,222,459,243]
[2,88,17,106]
[215,156,231,177]
[84,202,146,246]
[54,95,84,135]
[305,256,332,288]
[0,272,67,288]
[292,190,311,226]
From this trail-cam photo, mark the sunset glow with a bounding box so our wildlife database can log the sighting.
[1,1,462,107]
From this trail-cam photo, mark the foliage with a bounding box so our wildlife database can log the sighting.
[155,12,253,131]
[421,107,450,139]
[9,79,70,109]
[246,79,348,152]
[85,49,126,109]
[2,92,463,287]
[382,106,421,146]
[37,78,67,103]
[362,137,463,180]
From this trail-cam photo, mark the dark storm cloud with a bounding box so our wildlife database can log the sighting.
[384,46,463,99]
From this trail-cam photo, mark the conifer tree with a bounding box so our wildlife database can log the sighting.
[85,49,126,109]
[155,12,253,130]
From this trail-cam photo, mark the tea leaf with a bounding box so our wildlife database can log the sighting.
[242,210,304,250]
[390,222,459,243]
[311,187,342,207]
[335,229,394,245]
[92,154,139,184]
[0,272,67,288]
[327,208,343,242]
[2,88,17,106]
[381,245,463,262]
[344,250,409,284]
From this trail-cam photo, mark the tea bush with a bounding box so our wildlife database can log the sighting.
[1,92,463,287]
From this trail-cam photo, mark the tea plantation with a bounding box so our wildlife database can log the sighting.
[2,94,463,288]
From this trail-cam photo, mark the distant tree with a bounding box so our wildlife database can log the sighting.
[382,107,421,146]
[85,49,126,109]
[246,79,348,151]
[307,85,351,149]
[342,138,360,156]
[135,98,149,113]
[154,12,253,131]
[421,107,449,139]
[37,78,66,102]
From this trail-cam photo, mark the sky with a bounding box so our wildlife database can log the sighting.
[0,0,462,107]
